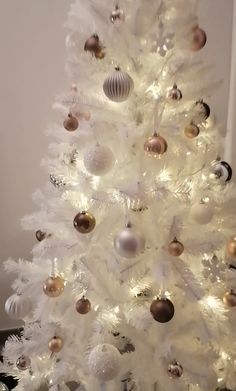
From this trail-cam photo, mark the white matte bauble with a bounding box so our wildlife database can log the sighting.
[114,224,145,258]
[0,383,9,391]
[103,67,134,102]
[88,344,121,381]
[83,144,114,176]
[190,202,214,225]
[5,294,32,320]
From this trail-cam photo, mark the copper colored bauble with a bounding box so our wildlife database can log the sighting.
[168,238,184,257]
[223,290,236,307]
[144,133,168,157]
[226,238,236,259]
[167,361,183,378]
[63,113,79,131]
[167,84,182,101]
[76,297,91,314]
[43,276,65,298]
[84,34,105,59]
[191,25,207,51]
[184,122,200,139]
[94,50,106,59]
[36,230,47,242]
[150,298,175,323]
[73,211,96,234]
[48,336,63,353]
[16,355,31,371]
[110,5,125,24]
[192,100,210,123]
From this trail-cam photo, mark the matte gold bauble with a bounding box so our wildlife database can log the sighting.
[43,276,65,298]
[184,122,200,139]
[73,211,96,234]
[223,290,236,307]
[48,336,63,353]
[75,297,91,314]
[144,133,168,157]
[63,113,79,131]
[150,297,175,323]
[226,237,236,259]
[168,238,184,257]
[191,25,207,51]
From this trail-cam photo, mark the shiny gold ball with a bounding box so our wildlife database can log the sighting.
[144,133,168,157]
[168,238,184,257]
[48,336,63,353]
[73,211,96,234]
[226,237,236,259]
[184,122,200,139]
[75,297,91,314]
[63,113,79,131]
[223,290,236,307]
[43,276,65,298]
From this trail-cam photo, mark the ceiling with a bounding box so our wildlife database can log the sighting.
[0,0,233,330]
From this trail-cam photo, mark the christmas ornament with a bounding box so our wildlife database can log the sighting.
[110,5,125,24]
[184,122,200,139]
[211,161,232,182]
[223,290,236,307]
[43,276,65,298]
[191,25,207,51]
[168,238,184,257]
[167,84,182,101]
[88,344,121,381]
[150,297,175,323]
[83,144,114,176]
[16,355,31,371]
[75,297,91,314]
[49,336,63,353]
[167,361,183,378]
[5,294,32,320]
[144,133,168,157]
[226,237,236,259]
[0,383,9,391]
[36,230,47,242]
[84,34,105,59]
[103,67,134,102]
[192,100,210,123]
[113,334,135,354]
[190,201,214,225]
[63,113,79,131]
[114,223,145,258]
[73,211,96,234]
[202,254,226,283]
[50,174,66,189]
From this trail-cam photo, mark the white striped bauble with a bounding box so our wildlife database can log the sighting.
[103,67,134,102]
[5,294,32,320]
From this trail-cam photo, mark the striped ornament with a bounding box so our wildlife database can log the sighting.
[5,293,32,320]
[103,67,134,102]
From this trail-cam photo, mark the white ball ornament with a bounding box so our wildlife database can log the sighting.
[103,66,134,102]
[83,144,114,176]
[88,344,121,382]
[5,294,32,320]
[114,223,145,258]
[190,201,214,225]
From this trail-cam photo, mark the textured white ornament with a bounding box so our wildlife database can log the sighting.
[114,225,145,258]
[103,67,134,102]
[5,294,32,320]
[83,144,114,176]
[190,202,214,225]
[88,344,121,381]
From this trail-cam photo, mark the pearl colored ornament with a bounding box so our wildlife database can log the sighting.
[226,237,236,259]
[223,290,236,307]
[184,122,200,139]
[103,67,134,102]
[16,355,31,371]
[167,361,183,378]
[88,344,121,381]
[5,294,32,320]
[144,133,168,157]
[191,25,207,51]
[114,224,145,258]
[83,144,114,176]
[49,336,63,353]
[43,276,65,298]
[190,201,214,225]
[168,238,184,257]
[0,382,9,391]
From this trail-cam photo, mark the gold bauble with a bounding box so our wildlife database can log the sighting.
[144,133,168,157]
[73,211,96,234]
[168,238,184,257]
[184,122,200,139]
[223,290,236,307]
[43,276,65,298]
[48,336,63,353]
[226,237,236,259]
[63,113,79,131]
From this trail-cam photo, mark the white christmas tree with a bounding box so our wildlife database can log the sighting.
[2,1,236,391]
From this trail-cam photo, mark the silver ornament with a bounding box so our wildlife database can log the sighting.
[0,382,9,391]
[16,355,31,371]
[88,344,121,381]
[110,5,125,24]
[5,294,32,320]
[167,84,182,101]
[211,161,232,182]
[103,67,134,102]
[114,224,145,258]
[167,361,183,378]
[83,144,114,176]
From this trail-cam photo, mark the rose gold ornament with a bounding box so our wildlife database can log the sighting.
[75,297,91,314]
[223,290,236,307]
[48,336,63,353]
[184,122,200,139]
[73,211,96,234]
[168,361,183,378]
[167,84,182,101]
[84,34,105,59]
[63,113,79,131]
[43,276,65,298]
[16,355,31,371]
[150,297,175,323]
[191,25,207,51]
[168,238,184,257]
[226,237,236,259]
[144,133,168,157]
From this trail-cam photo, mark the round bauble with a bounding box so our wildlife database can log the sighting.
[84,34,105,59]
[76,297,91,314]
[114,224,145,258]
[5,294,32,320]
[49,336,63,353]
[83,144,114,176]
[16,355,31,371]
[184,122,200,139]
[192,100,210,123]
[88,344,121,381]
[73,211,96,234]
[110,5,125,24]
[36,230,47,242]
[167,361,183,378]
[167,84,182,101]
[144,133,168,157]
[226,237,236,259]
[0,383,9,391]
[190,201,214,225]
[212,161,232,182]
[150,297,175,323]
[43,276,65,298]
[168,238,184,257]
[223,290,236,307]
[191,25,207,51]
[63,113,79,132]
[103,67,134,102]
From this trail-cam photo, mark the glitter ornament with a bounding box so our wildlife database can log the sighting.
[114,223,145,258]
[16,355,31,371]
[223,290,236,307]
[192,100,210,123]
[144,133,168,157]
[83,144,114,176]
[73,211,96,234]
[63,113,79,131]
[226,237,236,259]
[167,84,182,101]
[43,276,65,298]
[76,297,91,314]
[191,25,207,51]
[150,297,175,323]
[167,361,183,378]
[212,161,232,182]
[88,344,121,381]
[84,34,105,59]
[168,238,184,257]
[49,336,63,353]
[184,122,200,139]
[5,294,32,320]
[190,201,214,225]
[103,67,134,102]
[110,5,125,24]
